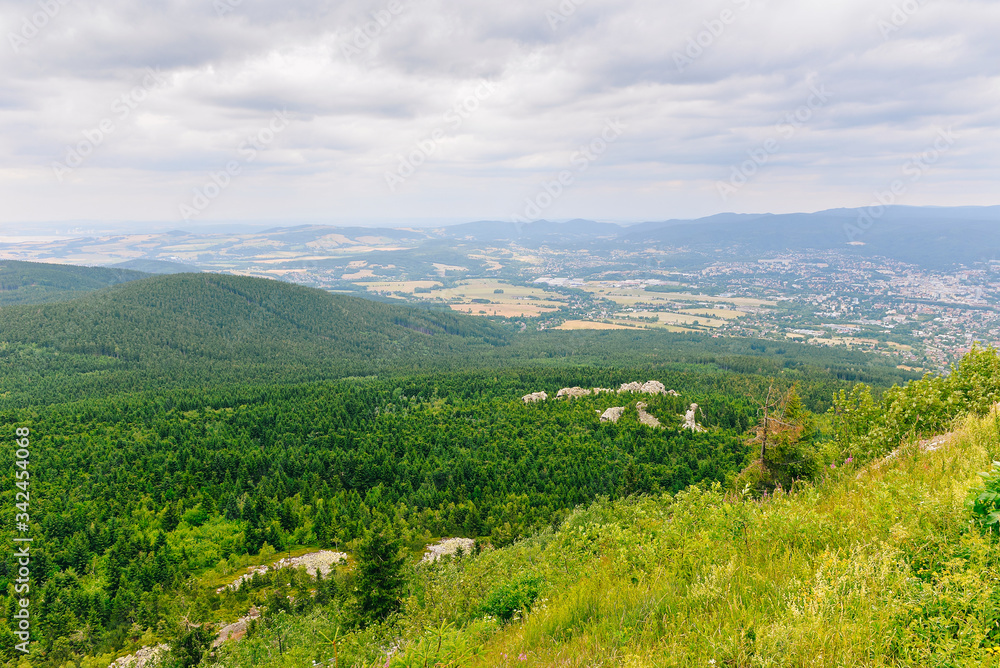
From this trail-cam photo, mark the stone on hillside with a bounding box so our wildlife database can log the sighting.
[423,537,476,562]
[557,387,592,398]
[522,391,548,403]
[640,380,667,395]
[684,403,707,432]
[636,402,663,428]
[618,382,642,393]
[600,407,626,423]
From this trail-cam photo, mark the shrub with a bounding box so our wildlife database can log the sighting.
[969,461,1000,535]
[481,575,544,622]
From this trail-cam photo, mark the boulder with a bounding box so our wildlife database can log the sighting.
[557,387,592,398]
[600,407,626,423]
[522,391,548,404]
[640,380,667,395]
[636,402,663,428]
[618,382,642,393]
[684,403,707,432]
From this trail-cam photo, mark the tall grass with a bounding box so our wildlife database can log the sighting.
[461,411,1000,666]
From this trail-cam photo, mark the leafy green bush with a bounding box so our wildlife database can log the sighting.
[969,461,1000,535]
[480,575,544,622]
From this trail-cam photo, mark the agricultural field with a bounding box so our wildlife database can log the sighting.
[414,278,567,317]
[554,320,635,330]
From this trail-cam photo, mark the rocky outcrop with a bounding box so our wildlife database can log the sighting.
[636,402,663,428]
[640,380,666,395]
[557,387,592,398]
[108,645,169,668]
[522,391,548,404]
[212,607,261,648]
[592,387,613,394]
[423,537,476,562]
[600,407,626,423]
[684,403,707,432]
[618,381,643,393]
[217,550,348,593]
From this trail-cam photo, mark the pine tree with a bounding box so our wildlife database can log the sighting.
[353,521,406,625]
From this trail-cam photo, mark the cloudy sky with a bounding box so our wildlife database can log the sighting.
[0,0,997,231]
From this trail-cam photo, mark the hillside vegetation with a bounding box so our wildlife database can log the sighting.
[210,349,1000,668]
[0,261,148,306]
[0,269,915,408]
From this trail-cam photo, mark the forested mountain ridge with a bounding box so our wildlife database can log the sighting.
[0,260,149,305]
[0,272,509,405]
[0,267,917,408]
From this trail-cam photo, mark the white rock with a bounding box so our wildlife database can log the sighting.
[600,407,626,423]
[522,391,548,403]
[423,537,476,562]
[556,387,592,398]
[683,403,707,432]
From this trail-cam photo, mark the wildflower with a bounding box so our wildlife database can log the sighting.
[519,653,527,661]
[830,463,836,469]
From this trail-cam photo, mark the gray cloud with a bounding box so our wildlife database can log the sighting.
[0,0,997,227]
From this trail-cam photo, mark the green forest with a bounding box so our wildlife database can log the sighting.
[1,264,996,667]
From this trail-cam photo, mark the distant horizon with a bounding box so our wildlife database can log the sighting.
[1,203,999,238]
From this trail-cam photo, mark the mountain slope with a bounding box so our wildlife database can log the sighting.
[0,272,508,405]
[0,259,149,305]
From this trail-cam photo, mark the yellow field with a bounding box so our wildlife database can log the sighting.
[357,281,443,293]
[555,320,636,331]
[579,283,775,308]
[680,308,747,320]
[451,303,559,318]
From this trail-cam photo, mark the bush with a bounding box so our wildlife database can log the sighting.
[969,461,1000,535]
[481,575,544,622]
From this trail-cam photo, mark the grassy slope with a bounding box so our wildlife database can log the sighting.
[216,412,1000,668]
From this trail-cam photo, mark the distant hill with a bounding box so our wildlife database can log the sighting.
[0,260,149,305]
[0,272,509,405]
[111,259,203,274]
[618,206,1000,268]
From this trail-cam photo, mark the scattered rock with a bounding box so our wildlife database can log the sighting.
[213,607,261,649]
[592,387,613,394]
[423,537,476,562]
[618,382,643,393]
[522,391,548,404]
[667,390,681,397]
[640,380,667,395]
[108,644,170,668]
[683,403,707,432]
[557,387,592,398]
[217,550,348,593]
[600,407,626,423]
[636,402,663,428]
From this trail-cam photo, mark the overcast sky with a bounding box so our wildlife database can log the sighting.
[0,0,997,231]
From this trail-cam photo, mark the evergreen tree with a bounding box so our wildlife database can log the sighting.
[353,522,406,625]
